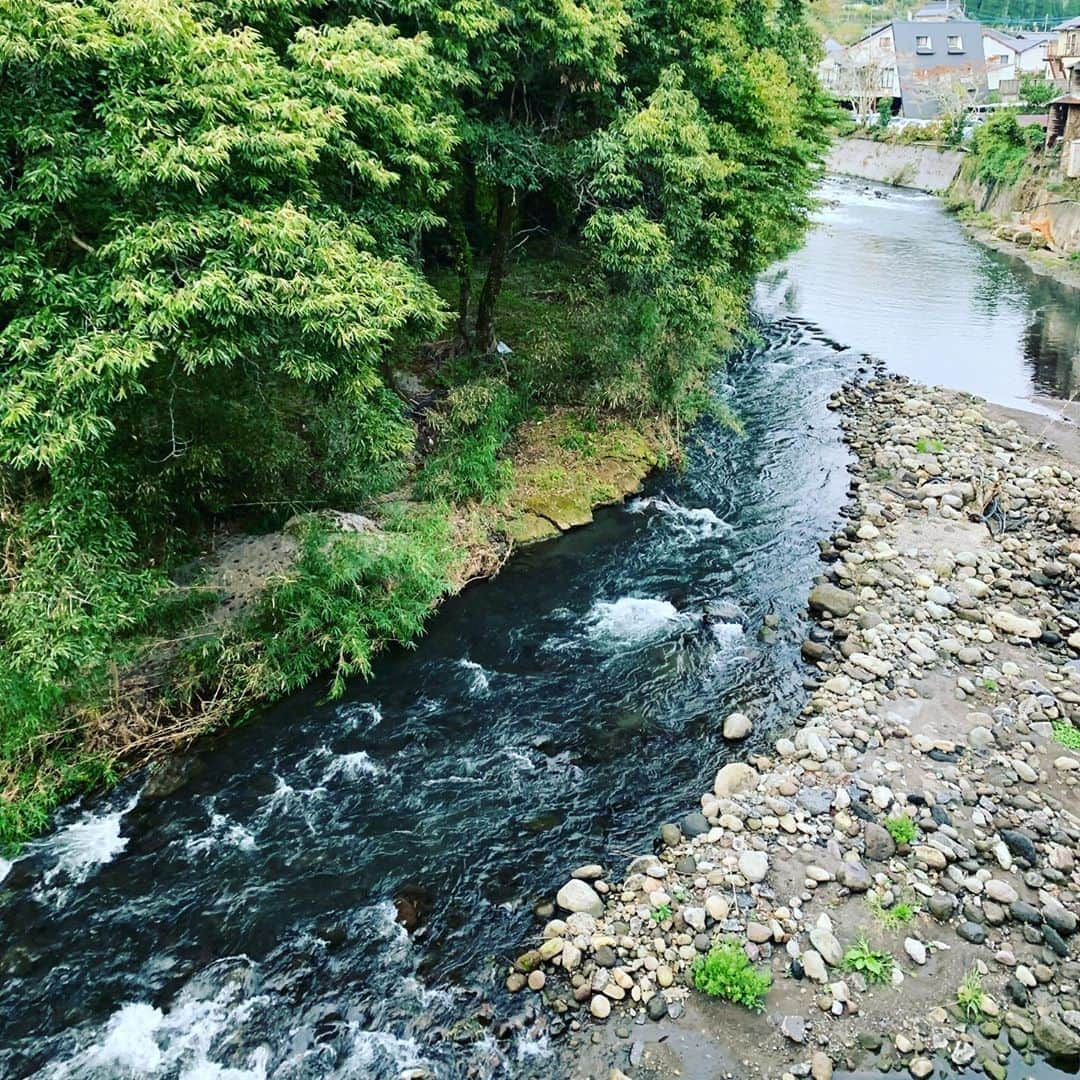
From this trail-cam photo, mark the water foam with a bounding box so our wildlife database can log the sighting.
[585,596,691,642]
[628,494,731,538]
[321,750,381,783]
[456,658,491,694]
[35,791,140,900]
[50,980,270,1080]
[185,813,258,857]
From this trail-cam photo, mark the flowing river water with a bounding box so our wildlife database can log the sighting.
[1,178,1079,1080]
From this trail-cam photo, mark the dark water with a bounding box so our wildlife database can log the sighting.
[0,178,1077,1079]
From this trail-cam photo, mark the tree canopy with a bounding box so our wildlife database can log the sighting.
[0,0,830,839]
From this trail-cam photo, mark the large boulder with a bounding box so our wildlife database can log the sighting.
[1034,1014,1080,1057]
[991,609,1042,639]
[714,762,758,798]
[555,879,603,917]
[808,583,857,618]
[722,712,752,740]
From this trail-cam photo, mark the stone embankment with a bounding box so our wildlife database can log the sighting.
[511,375,1080,1079]
[826,138,964,193]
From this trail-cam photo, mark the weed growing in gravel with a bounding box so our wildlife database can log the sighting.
[869,895,918,930]
[691,940,772,1011]
[884,814,917,846]
[1052,722,1080,750]
[915,437,945,453]
[957,969,987,1022]
[650,903,672,923]
[842,937,894,984]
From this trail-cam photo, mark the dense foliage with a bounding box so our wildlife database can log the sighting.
[967,110,1045,185]
[0,0,830,841]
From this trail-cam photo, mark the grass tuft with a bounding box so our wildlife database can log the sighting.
[691,939,772,1011]
[841,936,894,984]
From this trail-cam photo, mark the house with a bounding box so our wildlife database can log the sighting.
[827,17,988,120]
[911,1,966,21]
[1046,18,1080,176]
[981,28,1056,94]
[1047,16,1080,86]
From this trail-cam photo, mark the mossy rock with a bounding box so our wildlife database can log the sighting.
[505,512,561,545]
[525,492,594,531]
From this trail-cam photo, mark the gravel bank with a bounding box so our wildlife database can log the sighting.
[513,374,1080,1079]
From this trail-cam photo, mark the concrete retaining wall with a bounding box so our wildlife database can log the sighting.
[826,138,964,193]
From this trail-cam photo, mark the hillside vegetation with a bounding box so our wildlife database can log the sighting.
[0,0,831,844]
[813,0,1080,43]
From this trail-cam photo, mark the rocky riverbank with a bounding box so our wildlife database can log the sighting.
[511,375,1080,1079]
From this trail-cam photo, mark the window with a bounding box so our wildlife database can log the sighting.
[916,34,933,53]
[880,35,893,51]
[947,34,964,52]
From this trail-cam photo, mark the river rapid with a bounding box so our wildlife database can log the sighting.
[1,178,1078,1080]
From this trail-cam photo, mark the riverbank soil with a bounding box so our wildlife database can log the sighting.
[523,377,1080,1079]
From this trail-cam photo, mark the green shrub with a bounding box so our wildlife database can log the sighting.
[218,507,454,699]
[415,378,518,503]
[885,814,917,846]
[691,939,772,1011]
[841,937,894,984]
[1053,722,1080,750]
[968,113,1037,186]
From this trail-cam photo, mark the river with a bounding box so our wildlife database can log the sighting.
[0,178,1078,1080]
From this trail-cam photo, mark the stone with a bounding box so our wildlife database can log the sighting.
[810,927,844,967]
[990,609,1042,639]
[681,812,709,838]
[928,894,956,920]
[572,864,604,880]
[723,712,752,740]
[705,894,730,922]
[646,994,667,1020]
[660,823,682,847]
[968,726,994,749]
[909,1058,934,1078]
[985,879,1018,904]
[556,879,604,917]
[864,822,896,861]
[914,845,948,870]
[904,938,927,966]
[810,1051,833,1080]
[809,584,857,617]
[527,970,545,991]
[802,950,828,983]
[739,850,769,883]
[781,1015,807,1044]
[683,906,706,933]
[798,788,832,815]
[590,995,611,1020]
[714,762,758,798]
[838,861,872,892]
[1034,1015,1080,1056]
[957,921,987,945]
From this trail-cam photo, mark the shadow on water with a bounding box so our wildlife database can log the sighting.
[0,176,1077,1078]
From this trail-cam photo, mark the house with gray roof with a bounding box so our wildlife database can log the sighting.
[830,18,988,120]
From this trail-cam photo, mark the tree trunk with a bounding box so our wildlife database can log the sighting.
[473,185,515,352]
[455,221,472,346]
